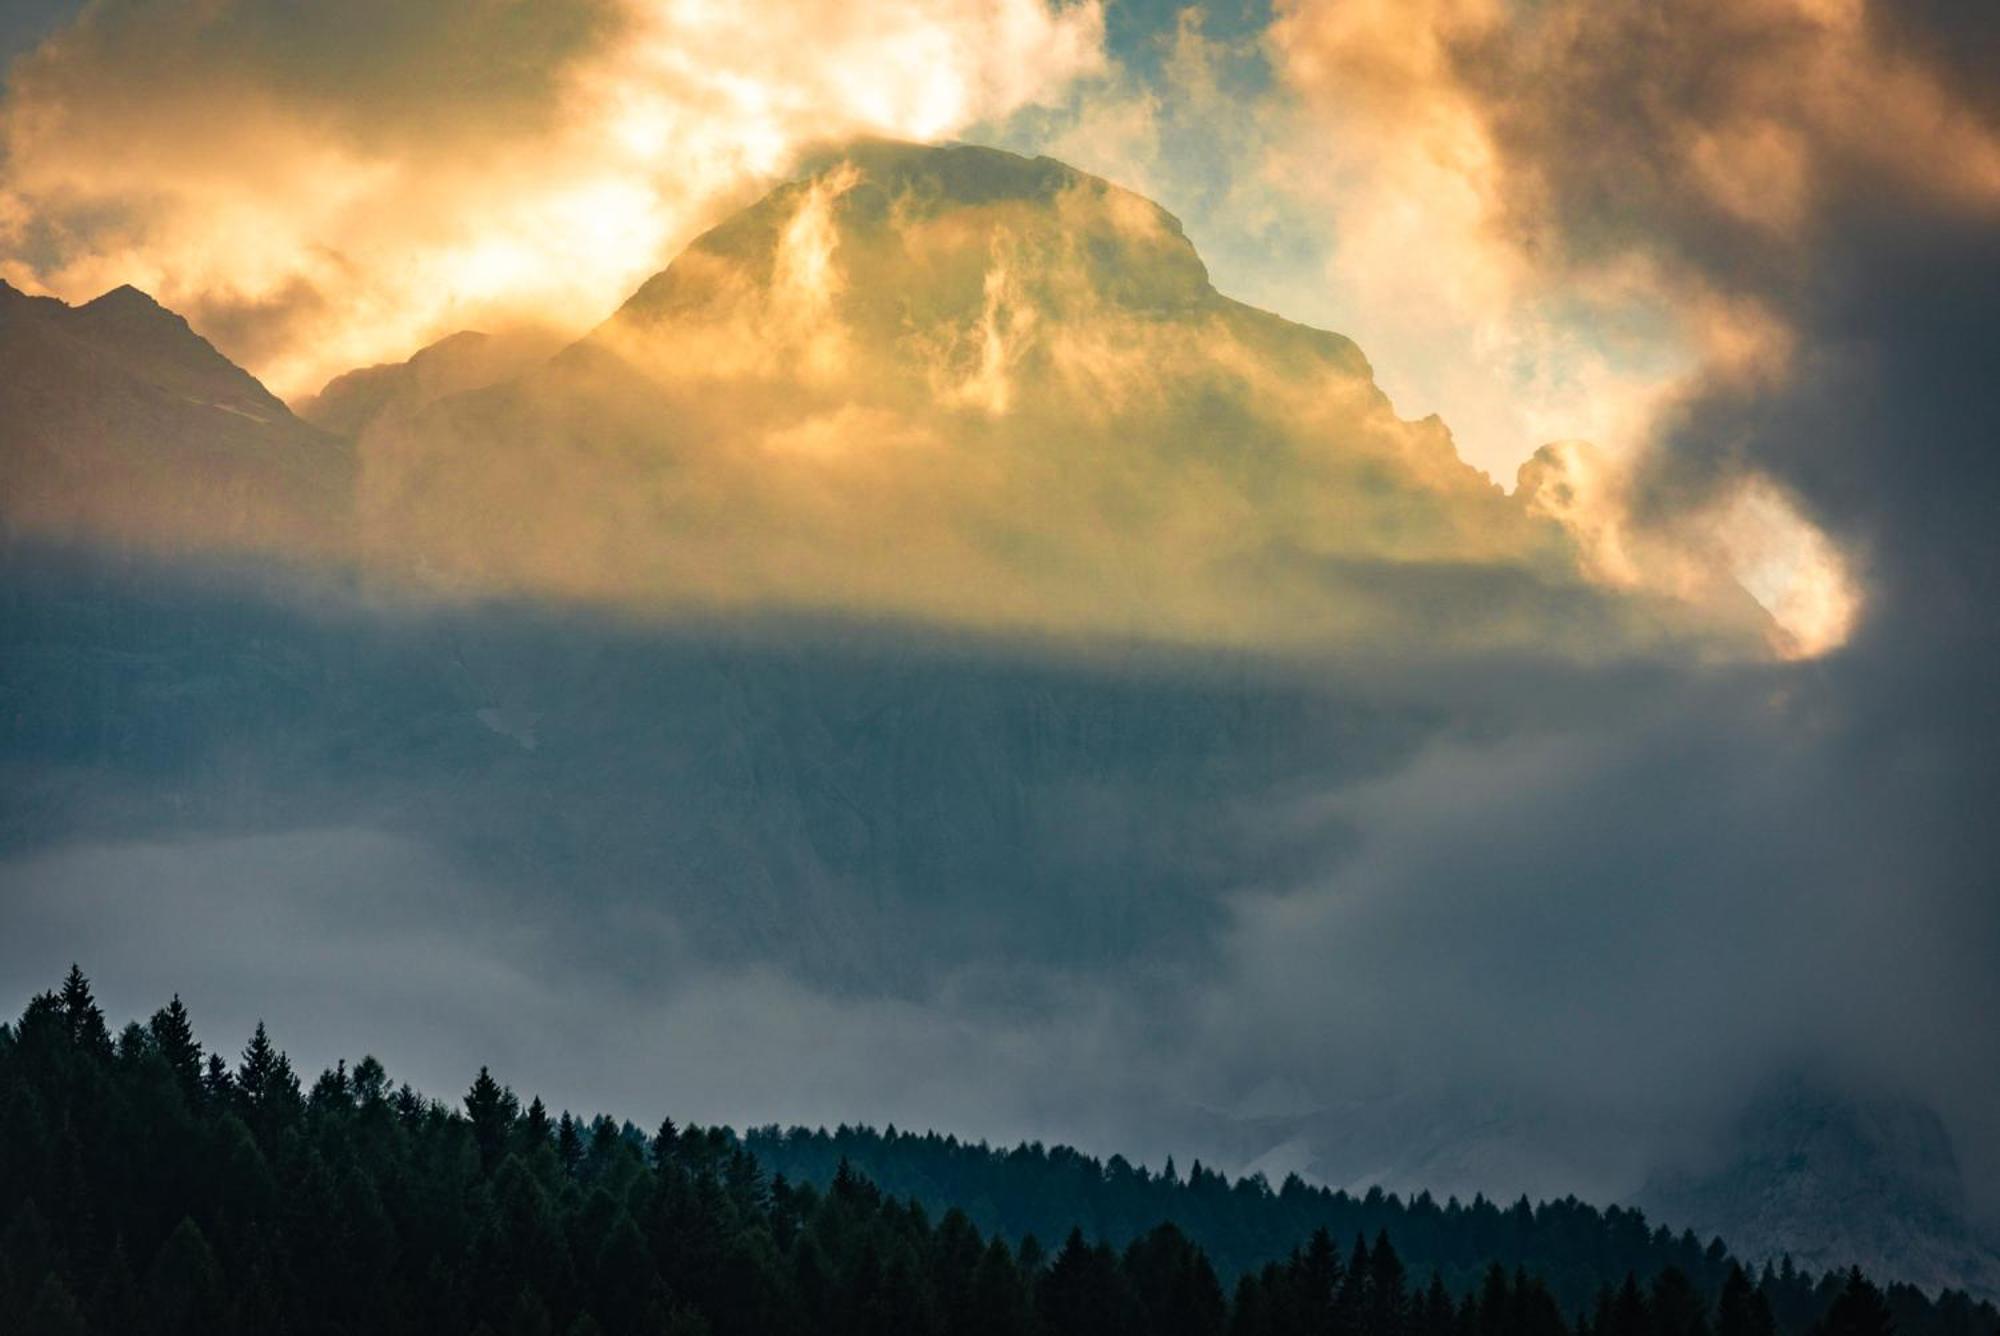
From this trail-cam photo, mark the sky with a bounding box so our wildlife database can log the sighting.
[3,0,1999,1266]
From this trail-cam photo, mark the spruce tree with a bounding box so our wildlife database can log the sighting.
[523,1095,552,1148]
[236,1022,279,1105]
[465,1067,518,1172]
[58,966,110,1056]
[201,1051,234,1102]
[1602,1274,1650,1336]
[1652,1267,1712,1336]
[1297,1226,1343,1326]
[651,1115,680,1168]
[1369,1230,1410,1336]
[1817,1269,1895,1336]
[352,1054,389,1107]
[558,1112,584,1176]
[1719,1264,1778,1336]
[147,995,202,1097]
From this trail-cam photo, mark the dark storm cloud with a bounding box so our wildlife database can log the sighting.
[1268,0,2000,1211]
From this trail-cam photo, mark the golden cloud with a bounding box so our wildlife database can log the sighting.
[1261,0,2000,655]
[0,0,1105,400]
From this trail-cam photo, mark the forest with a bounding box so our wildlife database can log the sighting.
[4,968,1996,1336]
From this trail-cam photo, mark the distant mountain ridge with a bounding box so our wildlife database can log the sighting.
[296,327,559,438]
[0,277,351,556]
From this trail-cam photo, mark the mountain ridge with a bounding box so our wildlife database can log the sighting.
[0,275,351,556]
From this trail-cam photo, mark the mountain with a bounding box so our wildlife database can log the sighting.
[296,326,560,439]
[355,140,1749,655]
[2,142,1757,657]
[0,279,352,557]
[1639,1081,2000,1303]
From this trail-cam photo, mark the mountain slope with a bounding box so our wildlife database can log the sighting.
[296,327,559,439]
[0,279,352,556]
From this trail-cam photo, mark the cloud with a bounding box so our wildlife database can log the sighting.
[0,0,1105,398]
[5,635,1994,1221]
[1249,0,1999,655]
[1223,0,2000,1206]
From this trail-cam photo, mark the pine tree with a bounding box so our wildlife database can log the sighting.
[201,1051,234,1102]
[309,1059,354,1113]
[522,1096,552,1149]
[58,965,110,1056]
[1420,1272,1457,1336]
[1600,1274,1650,1336]
[147,995,202,1098]
[1369,1230,1410,1336]
[1652,1267,1712,1336]
[236,1022,279,1104]
[558,1112,584,1176]
[1040,1229,1129,1336]
[352,1054,389,1106]
[465,1067,519,1172]
[1340,1234,1373,1335]
[652,1115,680,1168]
[1478,1264,1515,1336]
[1719,1264,1778,1336]
[1817,1269,1895,1336]
[969,1236,1032,1336]
[1297,1226,1343,1328]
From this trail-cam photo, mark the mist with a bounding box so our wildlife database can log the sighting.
[3,545,1993,1238]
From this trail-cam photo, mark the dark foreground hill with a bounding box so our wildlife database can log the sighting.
[5,969,1997,1336]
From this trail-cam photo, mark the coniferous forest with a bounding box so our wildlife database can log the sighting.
[5,969,1997,1336]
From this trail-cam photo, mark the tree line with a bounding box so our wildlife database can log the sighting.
[0,968,1991,1336]
[745,1125,2000,1331]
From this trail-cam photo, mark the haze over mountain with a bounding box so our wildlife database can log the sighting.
[342,142,1763,658]
[0,278,351,555]
[2,140,1997,1302]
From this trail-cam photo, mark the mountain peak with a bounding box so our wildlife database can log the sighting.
[82,283,168,313]
[300,326,559,438]
[59,282,294,420]
[608,139,1215,343]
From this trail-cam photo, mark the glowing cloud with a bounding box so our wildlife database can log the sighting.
[1253,0,2000,655]
[0,0,1104,399]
